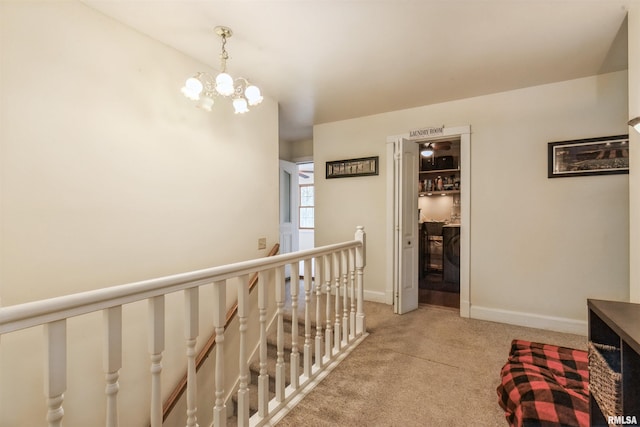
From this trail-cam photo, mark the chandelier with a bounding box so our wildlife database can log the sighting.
[181,26,263,114]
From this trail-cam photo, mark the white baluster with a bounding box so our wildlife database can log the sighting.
[44,319,66,427]
[355,226,367,335]
[289,262,300,389]
[323,254,333,359]
[333,251,341,352]
[184,288,199,427]
[149,296,165,427]
[341,250,349,346]
[349,248,356,340]
[257,271,269,418]
[212,280,226,427]
[104,306,122,427]
[274,266,286,402]
[237,275,250,427]
[303,258,313,378]
[314,256,324,369]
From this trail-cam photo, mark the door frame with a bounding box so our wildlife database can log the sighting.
[386,125,471,317]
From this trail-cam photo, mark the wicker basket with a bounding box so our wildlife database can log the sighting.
[588,341,623,421]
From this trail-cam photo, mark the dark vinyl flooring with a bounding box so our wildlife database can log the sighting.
[419,271,460,309]
[286,269,461,311]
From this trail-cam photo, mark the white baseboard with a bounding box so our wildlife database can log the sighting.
[364,289,388,304]
[470,305,587,336]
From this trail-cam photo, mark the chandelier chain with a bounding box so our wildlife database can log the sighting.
[219,33,229,72]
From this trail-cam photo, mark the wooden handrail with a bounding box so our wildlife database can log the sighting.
[161,243,280,421]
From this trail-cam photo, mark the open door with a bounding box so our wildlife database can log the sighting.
[393,138,419,314]
[279,160,299,277]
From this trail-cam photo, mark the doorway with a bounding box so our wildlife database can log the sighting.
[418,137,461,309]
[297,163,315,275]
[280,161,315,280]
[387,125,471,317]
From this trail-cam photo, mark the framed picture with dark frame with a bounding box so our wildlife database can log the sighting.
[326,156,379,179]
[547,134,629,178]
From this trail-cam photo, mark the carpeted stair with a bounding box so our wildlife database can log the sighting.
[227,311,318,426]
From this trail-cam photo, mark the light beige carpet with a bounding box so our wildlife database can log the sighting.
[277,302,586,426]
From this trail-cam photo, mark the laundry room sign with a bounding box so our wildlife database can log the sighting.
[409,126,444,139]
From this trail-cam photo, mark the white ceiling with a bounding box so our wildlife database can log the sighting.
[82,0,633,143]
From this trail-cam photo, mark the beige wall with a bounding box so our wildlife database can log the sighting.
[629,5,640,303]
[0,2,279,426]
[314,71,629,330]
[279,139,313,162]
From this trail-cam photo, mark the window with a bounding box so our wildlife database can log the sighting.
[299,184,314,229]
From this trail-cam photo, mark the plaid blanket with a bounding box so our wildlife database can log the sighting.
[497,340,589,427]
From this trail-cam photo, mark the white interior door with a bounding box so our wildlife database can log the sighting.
[393,138,419,314]
[279,160,299,276]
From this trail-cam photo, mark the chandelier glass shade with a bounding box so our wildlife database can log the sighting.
[181,26,263,114]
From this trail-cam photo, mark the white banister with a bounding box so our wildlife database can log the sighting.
[184,288,199,427]
[0,228,367,427]
[333,251,341,353]
[212,280,226,427]
[257,271,269,418]
[323,254,333,359]
[314,256,324,369]
[1,241,361,335]
[103,306,122,427]
[341,250,349,346]
[355,226,366,334]
[236,275,250,427]
[289,262,300,390]
[349,248,356,339]
[149,295,165,427]
[303,258,313,378]
[274,266,286,402]
[45,319,66,427]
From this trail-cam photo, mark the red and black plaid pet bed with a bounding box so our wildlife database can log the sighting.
[497,339,589,427]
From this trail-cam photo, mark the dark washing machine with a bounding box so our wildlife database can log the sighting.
[442,225,460,289]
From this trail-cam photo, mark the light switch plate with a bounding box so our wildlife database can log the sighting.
[258,237,267,250]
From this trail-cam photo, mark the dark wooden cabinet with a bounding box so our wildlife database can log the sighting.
[588,299,640,426]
